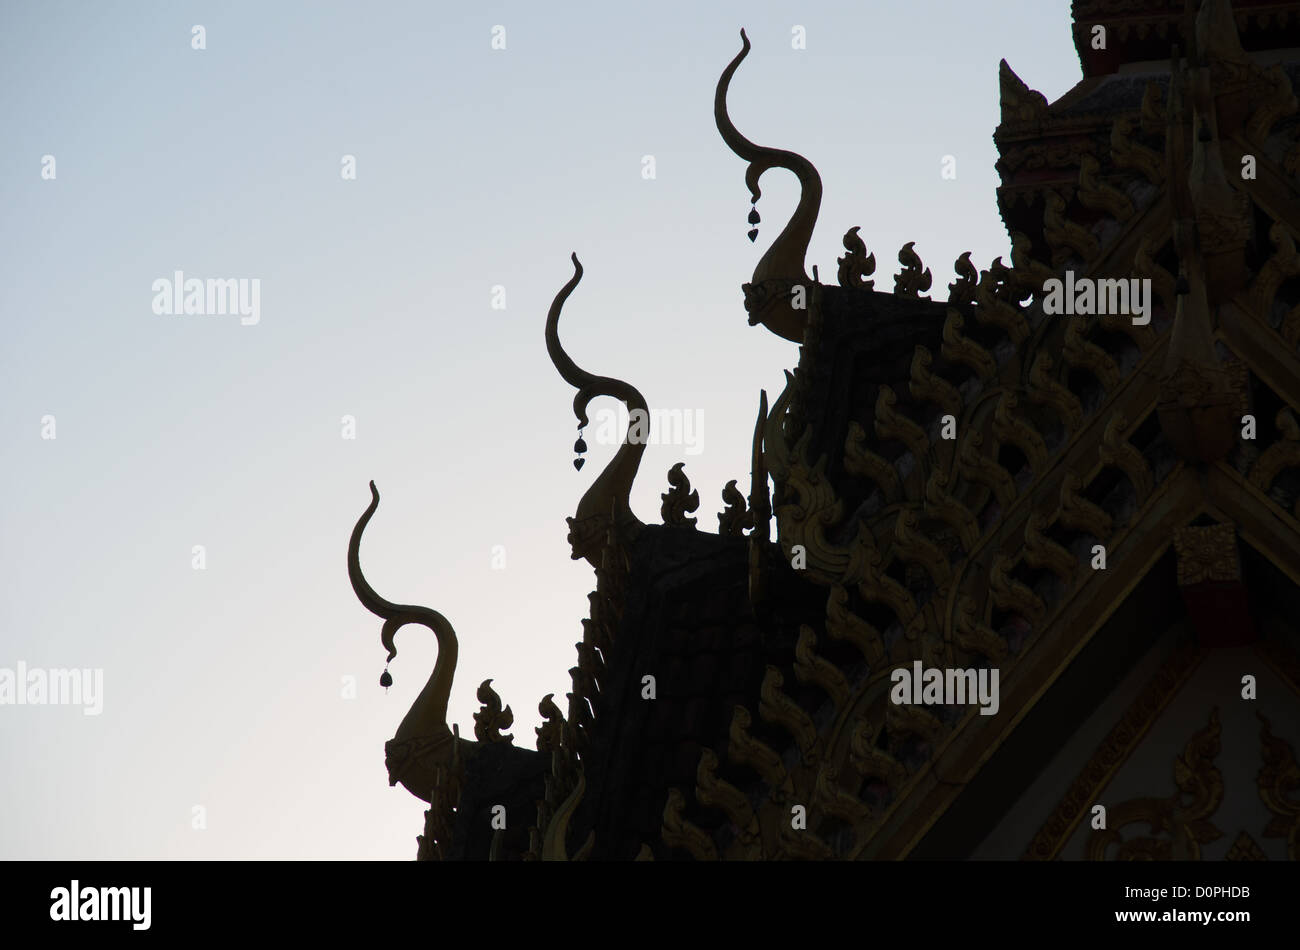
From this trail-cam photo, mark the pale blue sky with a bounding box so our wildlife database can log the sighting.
[0,0,1078,858]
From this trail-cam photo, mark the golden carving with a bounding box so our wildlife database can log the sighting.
[1063,316,1122,391]
[760,666,819,762]
[953,595,1008,663]
[894,241,932,298]
[473,679,514,745]
[1246,63,1298,143]
[779,820,835,860]
[719,478,753,536]
[1057,471,1113,539]
[794,625,850,709]
[542,771,593,861]
[1099,413,1153,506]
[998,59,1047,123]
[893,509,950,589]
[1248,408,1300,497]
[1044,191,1101,268]
[662,788,718,861]
[1009,231,1057,294]
[1171,523,1240,586]
[1110,115,1164,185]
[910,346,963,420]
[875,385,929,464]
[1257,713,1300,860]
[958,431,1016,509]
[728,705,790,796]
[1099,307,1156,350]
[536,693,564,753]
[695,749,760,844]
[1224,831,1267,861]
[925,468,980,552]
[1077,154,1135,221]
[1028,352,1084,431]
[859,544,920,628]
[814,763,871,824]
[942,308,997,380]
[1086,708,1225,861]
[849,716,908,787]
[990,554,1046,625]
[845,420,902,501]
[948,251,978,306]
[974,270,1030,344]
[826,585,886,668]
[885,694,944,743]
[1024,512,1077,583]
[1249,221,1300,321]
[993,391,1048,473]
[837,226,876,290]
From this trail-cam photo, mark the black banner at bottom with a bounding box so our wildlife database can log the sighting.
[3,859,1292,938]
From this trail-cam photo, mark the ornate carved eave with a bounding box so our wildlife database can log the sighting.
[1070,0,1300,80]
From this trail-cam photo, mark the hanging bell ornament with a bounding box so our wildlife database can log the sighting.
[748,208,761,226]
[380,666,392,689]
[574,436,588,454]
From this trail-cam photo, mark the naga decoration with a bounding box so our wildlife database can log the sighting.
[348,481,464,803]
[546,253,649,566]
[715,29,823,343]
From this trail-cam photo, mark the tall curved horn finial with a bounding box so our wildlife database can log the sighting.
[348,481,459,745]
[545,254,648,566]
[716,28,823,343]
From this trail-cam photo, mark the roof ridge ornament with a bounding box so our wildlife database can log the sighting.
[715,29,823,343]
[348,481,463,803]
[545,254,648,566]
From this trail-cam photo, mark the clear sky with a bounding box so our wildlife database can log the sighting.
[0,0,1078,858]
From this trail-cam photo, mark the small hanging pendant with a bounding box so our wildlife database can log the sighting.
[748,208,761,226]
[380,666,392,690]
[748,228,759,242]
[574,457,585,471]
[573,436,587,454]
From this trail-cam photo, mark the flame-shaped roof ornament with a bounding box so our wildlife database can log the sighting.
[545,254,648,566]
[715,28,824,343]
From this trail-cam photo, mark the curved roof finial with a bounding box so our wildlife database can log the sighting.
[545,254,648,566]
[348,481,462,801]
[715,29,823,343]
